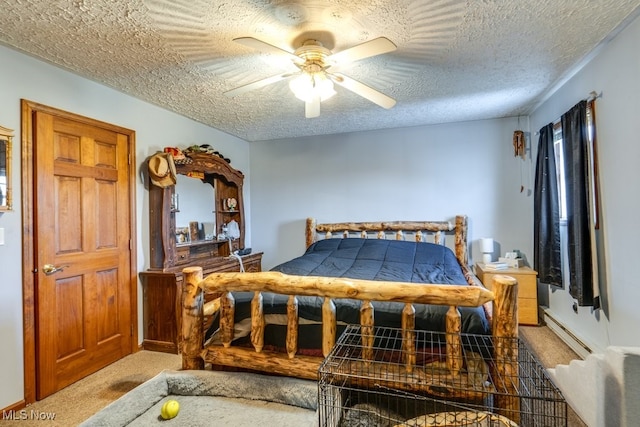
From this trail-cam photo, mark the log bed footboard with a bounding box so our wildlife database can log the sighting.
[181,269,520,420]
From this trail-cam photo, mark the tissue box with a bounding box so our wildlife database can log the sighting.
[499,257,523,268]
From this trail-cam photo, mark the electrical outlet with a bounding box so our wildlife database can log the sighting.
[0,228,4,245]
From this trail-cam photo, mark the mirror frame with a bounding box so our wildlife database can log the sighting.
[0,125,14,211]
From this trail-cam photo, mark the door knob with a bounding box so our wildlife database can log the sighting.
[43,264,69,275]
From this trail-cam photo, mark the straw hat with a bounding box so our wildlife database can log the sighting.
[148,152,177,188]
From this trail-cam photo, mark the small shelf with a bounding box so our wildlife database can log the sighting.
[184,239,227,248]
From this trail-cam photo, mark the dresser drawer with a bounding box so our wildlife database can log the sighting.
[518,297,538,325]
[175,246,190,265]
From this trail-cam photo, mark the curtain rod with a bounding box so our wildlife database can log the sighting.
[534,90,601,135]
[586,90,602,102]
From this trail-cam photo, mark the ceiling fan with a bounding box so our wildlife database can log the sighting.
[225,36,397,118]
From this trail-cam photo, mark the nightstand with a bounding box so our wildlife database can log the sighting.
[475,263,539,325]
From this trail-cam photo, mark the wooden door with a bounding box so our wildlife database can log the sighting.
[33,111,133,399]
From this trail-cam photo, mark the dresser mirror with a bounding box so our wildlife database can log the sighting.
[174,173,216,243]
[0,125,13,211]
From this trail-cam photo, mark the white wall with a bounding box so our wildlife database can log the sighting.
[529,13,640,352]
[249,118,535,271]
[0,44,251,409]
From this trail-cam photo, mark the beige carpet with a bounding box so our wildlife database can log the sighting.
[6,326,587,426]
[2,351,182,427]
[520,326,588,427]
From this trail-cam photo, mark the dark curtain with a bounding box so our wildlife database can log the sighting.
[562,100,594,306]
[534,123,562,287]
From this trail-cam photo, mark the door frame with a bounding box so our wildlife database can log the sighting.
[20,99,139,404]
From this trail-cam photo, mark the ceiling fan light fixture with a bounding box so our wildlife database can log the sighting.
[289,72,336,103]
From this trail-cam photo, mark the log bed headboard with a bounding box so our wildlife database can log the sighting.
[303,215,488,320]
[305,215,469,267]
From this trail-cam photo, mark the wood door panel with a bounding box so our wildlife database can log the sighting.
[55,176,83,253]
[55,276,85,359]
[96,180,118,248]
[94,140,117,168]
[53,132,81,163]
[34,109,133,399]
[96,268,120,341]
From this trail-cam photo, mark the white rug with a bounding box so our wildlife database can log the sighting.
[79,370,318,427]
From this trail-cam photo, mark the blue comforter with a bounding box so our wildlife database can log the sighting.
[274,238,470,284]
[207,238,490,347]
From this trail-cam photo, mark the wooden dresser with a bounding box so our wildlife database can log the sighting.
[142,150,261,353]
[140,252,262,353]
[475,263,539,325]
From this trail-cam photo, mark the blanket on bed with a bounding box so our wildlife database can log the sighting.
[274,238,469,284]
[206,239,490,347]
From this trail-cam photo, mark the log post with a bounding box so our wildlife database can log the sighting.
[360,300,374,362]
[402,303,416,373]
[286,295,299,358]
[455,215,468,266]
[322,297,337,357]
[250,291,264,352]
[219,291,235,348]
[396,230,403,240]
[445,305,462,376]
[305,217,316,248]
[434,230,442,245]
[491,274,519,424]
[377,230,385,239]
[415,230,423,242]
[182,267,204,370]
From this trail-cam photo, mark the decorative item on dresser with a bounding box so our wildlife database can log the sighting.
[141,148,262,354]
[475,262,539,325]
[479,237,494,263]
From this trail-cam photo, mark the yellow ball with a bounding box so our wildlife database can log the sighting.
[160,399,180,420]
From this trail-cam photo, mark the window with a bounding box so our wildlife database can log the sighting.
[552,100,598,225]
[553,123,566,220]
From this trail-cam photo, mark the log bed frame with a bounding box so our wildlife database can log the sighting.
[181,216,520,422]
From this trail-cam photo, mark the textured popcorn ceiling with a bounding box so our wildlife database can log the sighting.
[1,1,639,142]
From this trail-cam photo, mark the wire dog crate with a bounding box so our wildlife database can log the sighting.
[318,325,567,427]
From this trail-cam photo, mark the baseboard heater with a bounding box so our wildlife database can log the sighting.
[541,308,593,359]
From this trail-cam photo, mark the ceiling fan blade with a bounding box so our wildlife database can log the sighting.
[233,37,303,64]
[224,72,296,97]
[328,37,397,65]
[305,95,321,118]
[330,73,396,109]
